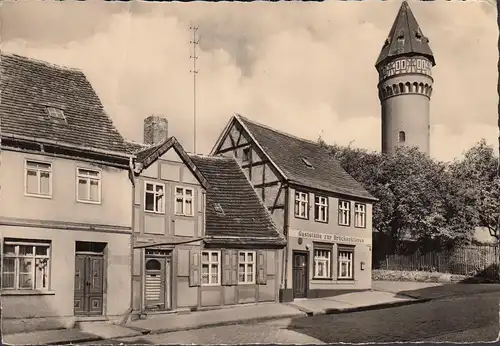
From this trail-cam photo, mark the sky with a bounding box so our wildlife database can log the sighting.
[1,0,498,162]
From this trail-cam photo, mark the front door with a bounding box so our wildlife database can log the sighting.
[144,256,167,310]
[292,252,308,299]
[74,254,104,316]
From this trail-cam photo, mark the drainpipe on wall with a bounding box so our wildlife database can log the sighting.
[283,184,290,292]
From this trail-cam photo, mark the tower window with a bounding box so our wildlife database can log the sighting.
[399,83,404,94]
[399,131,406,143]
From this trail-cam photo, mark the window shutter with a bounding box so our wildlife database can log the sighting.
[222,249,232,286]
[230,250,238,286]
[189,249,201,287]
[256,250,267,285]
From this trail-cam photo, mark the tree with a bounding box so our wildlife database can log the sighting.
[320,142,476,253]
[449,139,500,241]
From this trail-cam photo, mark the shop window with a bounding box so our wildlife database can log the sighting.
[2,239,51,291]
[313,246,331,279]
[338,247,354,280]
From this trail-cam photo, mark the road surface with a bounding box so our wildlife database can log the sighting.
[91,291,499,344]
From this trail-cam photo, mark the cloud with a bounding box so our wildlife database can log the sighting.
[1,1,498,161]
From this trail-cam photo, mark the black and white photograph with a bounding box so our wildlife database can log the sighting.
[0,0,498,344]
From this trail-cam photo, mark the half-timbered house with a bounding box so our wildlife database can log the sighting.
[211,115,377,302]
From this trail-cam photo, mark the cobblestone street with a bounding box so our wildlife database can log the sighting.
[91,291,499,344]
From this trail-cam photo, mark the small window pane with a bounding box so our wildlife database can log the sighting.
[202,252,209,262]
[211,253,218,263]
[248,252,254,262]
[19,246,33,256]
[90,180,99,201]
[185,200,193,215]
[4,245,16,256]
[145,192,155,211]
[146,183,154,192]
[78,179,88,199]
[36,246,49,256]
[2,272,15,288]
[156,185,164,193]
[26,170,38,194]
[186,189,193,197]
[40,172,51,195]
[176,197,183,213]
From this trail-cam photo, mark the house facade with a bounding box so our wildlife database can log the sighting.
[127,116,286,315]
[211,115,377,301]
[0,54,134,333]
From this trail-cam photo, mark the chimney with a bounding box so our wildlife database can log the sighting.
[144,115,168,145]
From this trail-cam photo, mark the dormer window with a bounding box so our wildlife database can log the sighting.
[214,203,225,216]
[46,107,65,120]
[301,158,314,169]
[242,147,252,163]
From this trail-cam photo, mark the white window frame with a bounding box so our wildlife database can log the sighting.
[338,200,351,226]
[24,160,52,198]
[354,203,366,228]
[2,240,51,291]
[201,250,221,286]
[294,191,309,219]
[76,167,102,204]
[313,248,331,279]
[175,186,194,216]
[144,181,165,214]
[314,196,329,223]
[238,251,256,284]
[338,250,354,280]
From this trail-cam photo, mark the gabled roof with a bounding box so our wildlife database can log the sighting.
[189,155,286,246]
[0,53,130,157]
[230,115,376,201]
[375,1,435,68]
[133,137,210,190]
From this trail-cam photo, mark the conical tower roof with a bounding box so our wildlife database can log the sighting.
[375,1,435,68]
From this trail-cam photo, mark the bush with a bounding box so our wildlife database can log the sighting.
[372,269,467,283]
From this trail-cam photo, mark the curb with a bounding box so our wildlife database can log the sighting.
[314,298,432,316]
[2,335,104,346]
[135,312,308,336]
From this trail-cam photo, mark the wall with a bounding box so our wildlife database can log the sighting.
[0,150,132,227]
[286,186,373,292]
[132,146,206,312]
[1,226,131,334]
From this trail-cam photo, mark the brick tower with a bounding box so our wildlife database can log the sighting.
[375,1,436,156]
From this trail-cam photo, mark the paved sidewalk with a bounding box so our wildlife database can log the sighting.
[372,280,500,300]
[2,288,434,345]
[289,290,425,316]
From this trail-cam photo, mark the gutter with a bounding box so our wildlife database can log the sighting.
[1,133,133,160]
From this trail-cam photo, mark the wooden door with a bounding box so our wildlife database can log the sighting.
[74,254,104,316]
[144,257,166,309]
[292,252,308,299]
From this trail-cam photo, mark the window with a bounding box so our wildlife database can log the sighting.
[214,203,225,216]
[25,160,52,197]
[314,196,328,223]
[238,251,256,284]
[313,248,331,279]
[46,107,65,120]
[301,158,314,169]
[338,200,351,226]
[144,182,165,213]
[294,191,309,219]
[338,248,354,280]
[2,239,51,291]
[175,187,194,216]
[201,251,220,285]
[354,203,366,228]
[399,131,406,143]
[77,168,101,203]
[242,147,251,163]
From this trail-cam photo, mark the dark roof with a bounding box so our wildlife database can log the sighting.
[189,155,286,246]
[375,1,435,68]
[133,137,210,190]
[236,115,376,201]
[0,53,130,156]
[125,140,151,154]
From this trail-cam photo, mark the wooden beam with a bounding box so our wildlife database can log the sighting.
[254,181,281,189]
[241,160,269,169]
[268,205,285,211]
[216,142,249,154]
